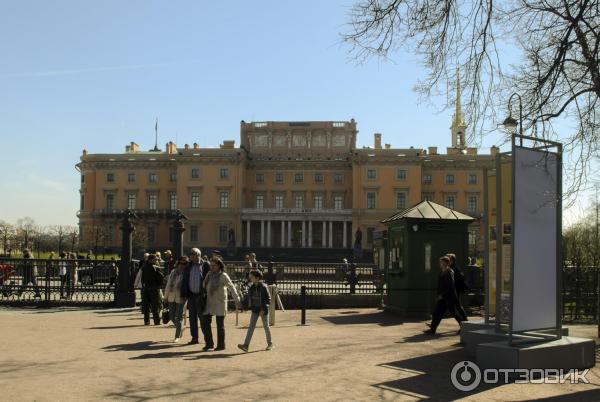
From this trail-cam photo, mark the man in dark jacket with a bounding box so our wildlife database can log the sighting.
[180,248,210,345]
[140,253,163,325]
[424,256,466,335]
[447,253,469,322]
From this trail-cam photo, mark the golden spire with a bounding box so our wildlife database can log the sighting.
[451,67,467,148]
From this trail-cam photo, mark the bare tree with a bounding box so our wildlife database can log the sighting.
[15,217,36,251]
[0,220,15,256]
[343,0,600,200]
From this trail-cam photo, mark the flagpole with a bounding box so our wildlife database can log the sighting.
[153,117,159,151]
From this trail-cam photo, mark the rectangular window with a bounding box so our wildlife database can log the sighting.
[366,192,376,209]
[149,173,158,184]
[445,195,455,209]
[367,169,377,180]
[148,194,157,210]
[314,195,323,209]
[275,195,284,209]
[396,192,406,209]
[191,168,200,179]
[295,172,304,183]
[191,192,200,208]
[423,193,434,202]
[127,194,136,209]
[147,225,156,243]
[275,172,284,184]
[255,194,264,209]
[445,174,455,184]
[220,168,229,179]
[334,173,344,184]
[106,173,114,182]
[314,172,323,183]
[169,172,177,182]
[190,225,198,242]
[295,195,304,209]
[106,193,114,210]
[423,174,432,184]
[396,169,407,180]
[468,195,478,215]
[128,173,136,183]
[220,192,229,208]
[169,193,177,210]
[256,173,264,183]
[334,195,343,210]
[218,225,228,243]
[468,174,477,184]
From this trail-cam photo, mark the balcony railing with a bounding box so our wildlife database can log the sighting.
[241,208,352,215]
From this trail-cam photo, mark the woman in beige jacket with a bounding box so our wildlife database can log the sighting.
[201,257,241,351]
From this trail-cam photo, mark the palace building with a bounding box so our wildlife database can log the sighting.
[77,96,496,260]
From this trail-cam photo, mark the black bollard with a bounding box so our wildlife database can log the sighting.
[301,285,306,325]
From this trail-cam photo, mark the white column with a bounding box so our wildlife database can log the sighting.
[322,221,326,248]
[308,220,313,248]
[281,221,285,247]
[343,221,347,249]
[267,220,272,247]
[329,221,333,248]
[288,221,292,247]
[301,221,306,248]
[246,220,251,247]
[260,220,265,247]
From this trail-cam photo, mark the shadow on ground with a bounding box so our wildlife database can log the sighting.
[373,348,501,399]
[103,341,177,352]
[320,311,420,326]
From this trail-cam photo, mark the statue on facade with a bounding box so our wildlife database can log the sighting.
[227,228,236,257]
[353,228,363,259]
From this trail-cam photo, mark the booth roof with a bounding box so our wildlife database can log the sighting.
[381,200,475,223]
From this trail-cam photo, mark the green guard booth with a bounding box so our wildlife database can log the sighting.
[381,200,474,317]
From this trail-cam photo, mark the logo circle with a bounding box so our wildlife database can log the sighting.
[450,360,481,392]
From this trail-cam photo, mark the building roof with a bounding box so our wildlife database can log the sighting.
[381,200,475,223]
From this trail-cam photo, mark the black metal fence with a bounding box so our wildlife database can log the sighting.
[224,261,382,295]
[1,257,598,321]
[0,258,123,305]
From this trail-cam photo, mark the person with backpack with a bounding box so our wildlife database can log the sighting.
[140,253,163,325]
[446,253,469,322]
[238,269,273,352]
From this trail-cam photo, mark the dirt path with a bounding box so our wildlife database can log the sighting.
[0,307,599,401]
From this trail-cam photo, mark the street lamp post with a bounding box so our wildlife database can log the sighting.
[502,93,523,136]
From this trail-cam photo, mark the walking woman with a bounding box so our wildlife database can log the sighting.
[164,256,188,342]
[238,269,273,352]
[201,257,241,351]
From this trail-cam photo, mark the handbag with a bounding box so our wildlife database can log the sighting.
[162,307,170,324]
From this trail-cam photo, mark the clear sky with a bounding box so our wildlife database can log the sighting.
[0,1,587,227]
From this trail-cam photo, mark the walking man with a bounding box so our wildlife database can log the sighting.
[447,253,469,322]
[424,256,466,335]
[180,248,210,345]
[140,253,163,325]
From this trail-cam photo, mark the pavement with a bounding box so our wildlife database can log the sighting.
[0,307,599,401]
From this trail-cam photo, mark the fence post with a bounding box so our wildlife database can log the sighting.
[44,259,51,303]
[268,285,276,326]
[301,285,306,325]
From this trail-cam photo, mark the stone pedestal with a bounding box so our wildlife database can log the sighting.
[476,336,595,370]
